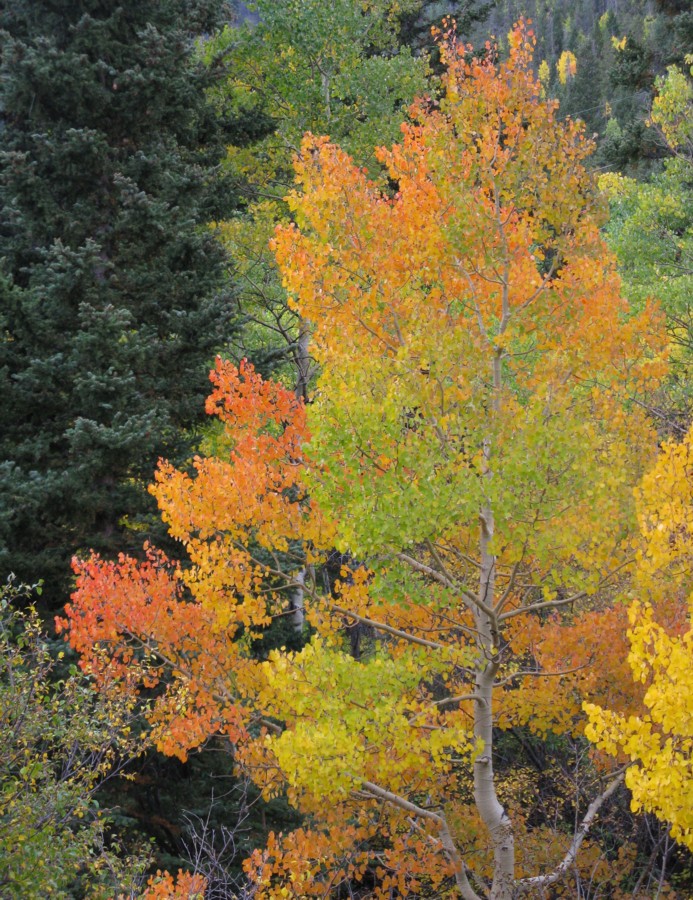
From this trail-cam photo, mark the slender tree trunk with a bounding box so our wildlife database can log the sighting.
[473,323,515,896]
[291,569,305,633]
[292,318,311,633]
[473,499,515,899]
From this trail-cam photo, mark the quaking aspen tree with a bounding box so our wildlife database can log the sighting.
[63,23,675,898]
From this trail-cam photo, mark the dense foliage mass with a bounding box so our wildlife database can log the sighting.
[0,0,237,600]
[0,580,151,898]
[0,0,691,895]
[59,21,692,898]
[210,0,431,391]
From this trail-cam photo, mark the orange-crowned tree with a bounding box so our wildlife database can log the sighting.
[62,22,674,899]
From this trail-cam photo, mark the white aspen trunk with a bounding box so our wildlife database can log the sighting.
[473,500,515,899]
[292,318,309,635]
[321,71,331,124]
[290,569,305,633]
[472,329,516,896]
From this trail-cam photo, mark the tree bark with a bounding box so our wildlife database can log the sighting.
[290,569,305,633]
[294,316,312,401]
[474,500,515,899]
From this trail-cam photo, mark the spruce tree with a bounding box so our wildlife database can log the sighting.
[0,0,238,601]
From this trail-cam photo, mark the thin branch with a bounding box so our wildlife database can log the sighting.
[259,718,282,735]
[358,780,443,823]
[397,552,457,590]
[493,661,588,687]
[397,552,483,612]
[433,693,480,707]
[495,559,521,616]
[516,770,626,893]
[499,558,635,622]
[425,538,459,588]
[356,782,484,900]
[407,694,481,726]
[330,604,445,651]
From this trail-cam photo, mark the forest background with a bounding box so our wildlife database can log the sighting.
[0,0,692,897]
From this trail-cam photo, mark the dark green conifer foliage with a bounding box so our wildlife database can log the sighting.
[396,0,496,56]
[0,0,237,601]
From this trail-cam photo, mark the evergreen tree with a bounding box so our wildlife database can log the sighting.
[0,0,238,601]
[396,0,496,56]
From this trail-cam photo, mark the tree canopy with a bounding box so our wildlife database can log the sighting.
[0,0,238,601]
[59,23,692,898]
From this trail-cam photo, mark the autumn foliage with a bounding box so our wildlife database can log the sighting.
[59,358,319,762]
[140,870,207,900]
[60,21,688,899]
[586,424,693,852]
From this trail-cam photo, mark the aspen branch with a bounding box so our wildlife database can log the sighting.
[407,694,481,727]
[439,814,487,900]
[433,693,481,707]
[499,558,635,622]
[397,551,457,590]
[330,604,445,650]
[259,717,283,735]
[425,538,460,589]
[356,782,484,900]
[515,770,626,894]
[494,559,521,616]
[433,544,483,571]
[397,552,488,614]
[358,780,443,823]
[493,661,588,687]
